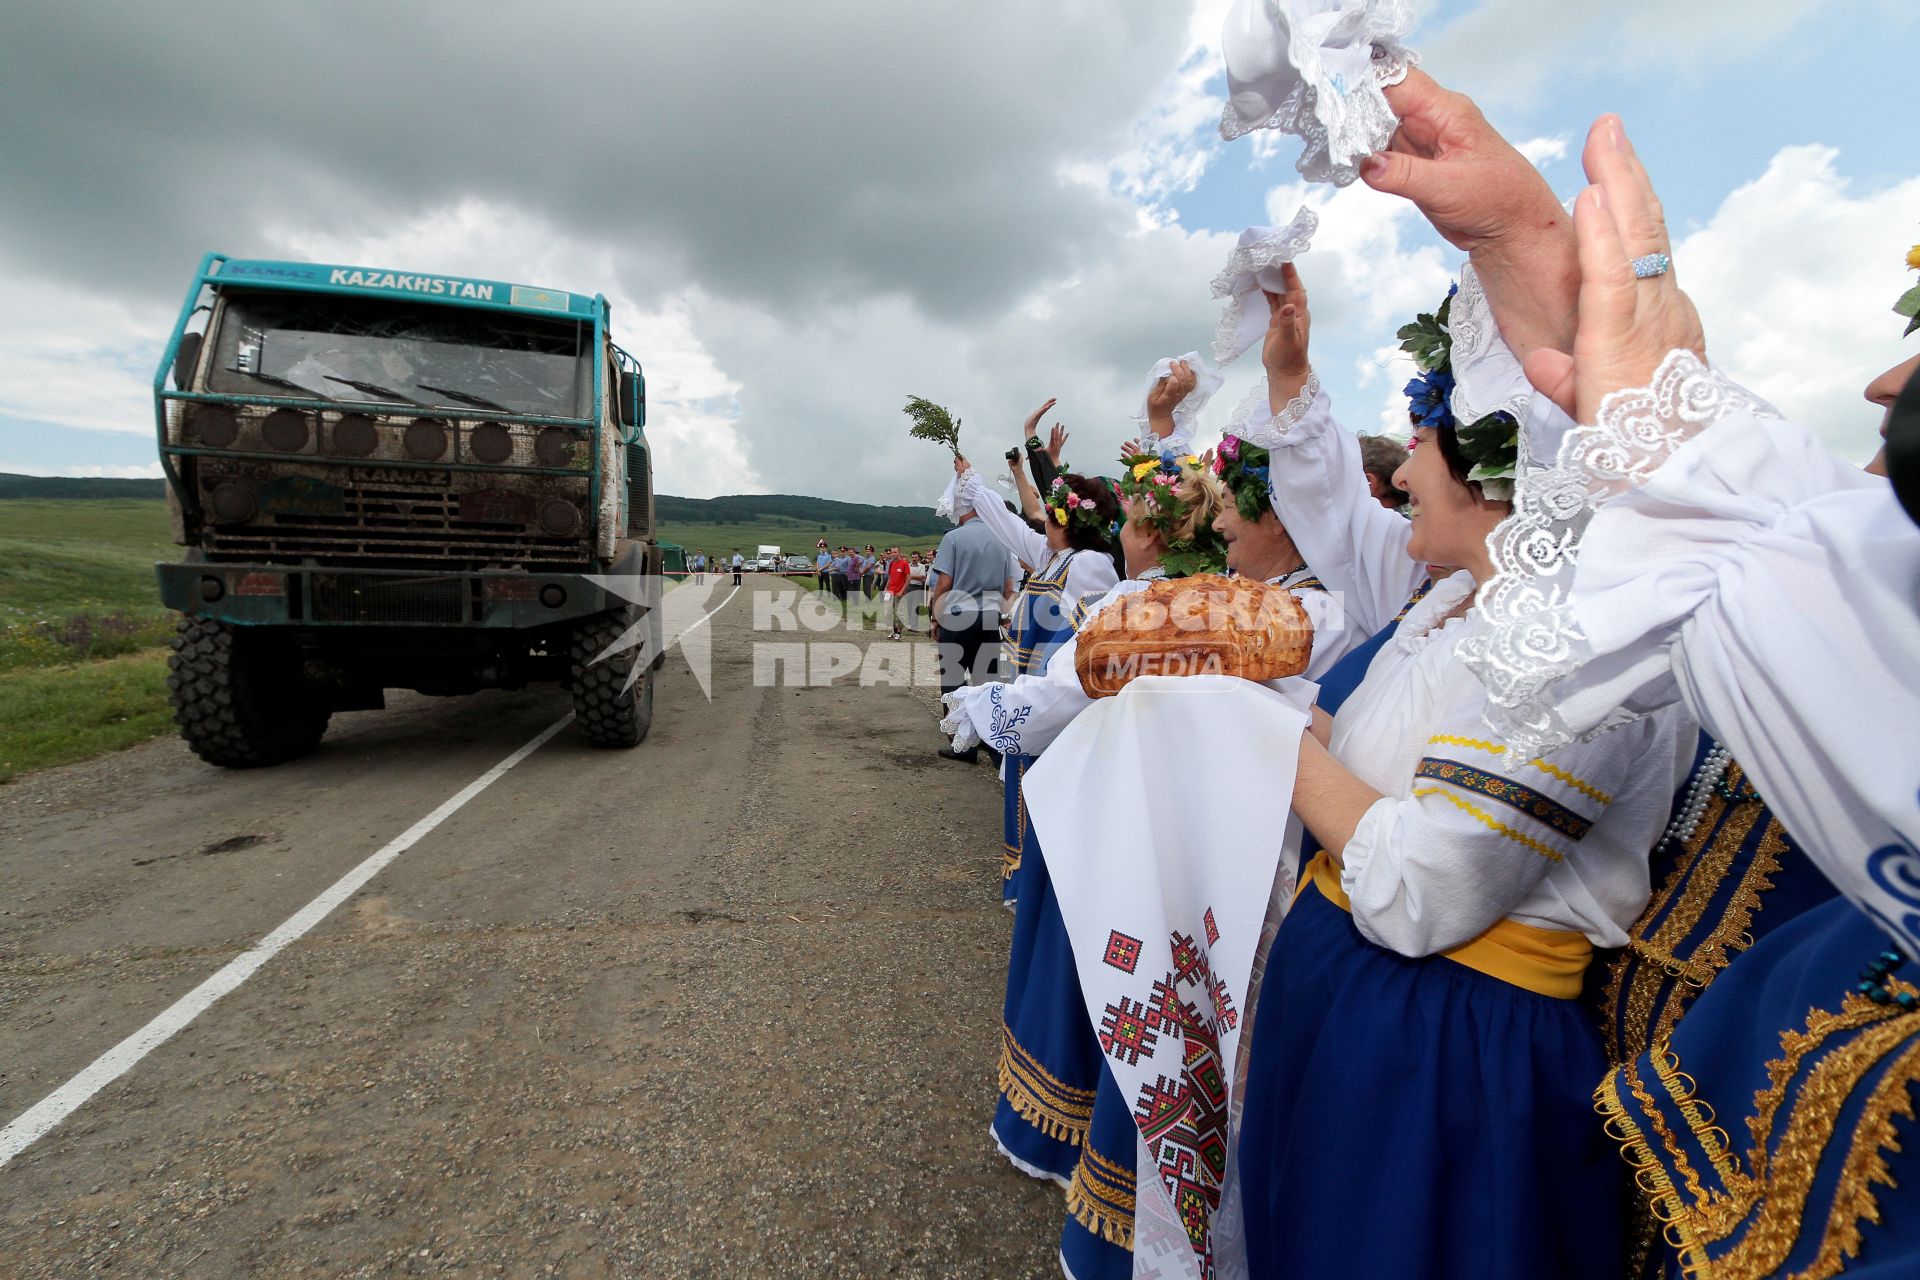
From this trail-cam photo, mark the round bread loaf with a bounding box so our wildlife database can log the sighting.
[1074,574,1314,697]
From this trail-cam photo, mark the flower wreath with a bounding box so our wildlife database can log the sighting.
[1896,243,1920,337]
[1398,283,1519,500]
[1211,433,1274,523]
[1046,474,1121,538]
[1118,447,1227,577]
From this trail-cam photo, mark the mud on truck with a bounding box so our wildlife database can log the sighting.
[154,255,664,766]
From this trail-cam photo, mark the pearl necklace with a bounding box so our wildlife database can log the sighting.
[1656,743,1734,853]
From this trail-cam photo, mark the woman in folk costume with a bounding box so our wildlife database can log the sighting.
[952,414,1123,909]
[1451,113,1920,1279]
[1226,262,1696,1279]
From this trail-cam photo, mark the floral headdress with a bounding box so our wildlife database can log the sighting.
[1046,474,1121,539]
[1897,243,1920,337]
[1210,434,1273,523]
[1118,447,1228,576]
[1398,283,1519,500]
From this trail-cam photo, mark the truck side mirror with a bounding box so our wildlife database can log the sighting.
[173,332,203,390]
[619,369,646,429]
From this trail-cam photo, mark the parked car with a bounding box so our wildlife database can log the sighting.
[781,555,812,572]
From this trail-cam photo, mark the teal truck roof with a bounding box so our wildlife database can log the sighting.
[210,257,600,319]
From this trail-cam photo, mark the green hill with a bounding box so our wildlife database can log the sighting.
[0,474,167,500]
[0,475,943,540]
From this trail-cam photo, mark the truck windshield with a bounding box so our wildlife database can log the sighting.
[205,291,590,418]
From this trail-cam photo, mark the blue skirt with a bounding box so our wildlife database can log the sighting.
[1238,883,1626,1280]
[1002,754,1031,908]
[994,835,1101,1183]
[1061,1062,1136,1280]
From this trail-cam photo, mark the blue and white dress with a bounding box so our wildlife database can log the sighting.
[1235,574,1696,1280]
[1597,893,1920,1278]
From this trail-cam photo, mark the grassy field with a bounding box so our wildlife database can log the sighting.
[659,519,942,560]
[0,500,180,779]
[0,498,946,780]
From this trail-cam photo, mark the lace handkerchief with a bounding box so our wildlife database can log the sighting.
[1133,353,1226,452]
[1220,0,1419,186]
[1212,210,1318,367]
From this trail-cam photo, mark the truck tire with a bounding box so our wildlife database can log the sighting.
[570,610,654,748]
[168,616,331,767]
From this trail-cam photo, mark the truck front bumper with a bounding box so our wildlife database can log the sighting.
[157,562,649,629]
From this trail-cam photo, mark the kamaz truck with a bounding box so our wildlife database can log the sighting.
[153,254,662,766]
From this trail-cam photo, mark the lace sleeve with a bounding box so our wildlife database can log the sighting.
[1252,379,1423,638]
[1232,372,1323,447]
[1460,350,1783,757]
[957,467,1051,571]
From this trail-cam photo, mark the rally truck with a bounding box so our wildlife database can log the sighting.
[153,254,663,766]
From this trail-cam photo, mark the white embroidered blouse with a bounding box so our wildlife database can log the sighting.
[1329,571,1695,954]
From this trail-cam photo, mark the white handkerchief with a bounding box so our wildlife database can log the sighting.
[1134,353,1225,453]
[934,474,961,524]
[1220,0,1418,186]
[1211,211,1318,367]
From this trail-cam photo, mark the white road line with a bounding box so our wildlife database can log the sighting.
[680,581,741,635]
[0,581,748,1169]
[0,713,575,1167]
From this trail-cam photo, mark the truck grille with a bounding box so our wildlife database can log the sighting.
[310,573,469,624]
[188,458,592,569]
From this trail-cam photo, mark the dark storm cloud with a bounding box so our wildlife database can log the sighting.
[0,0,1184,319]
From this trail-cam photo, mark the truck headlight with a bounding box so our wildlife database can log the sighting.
[262,409,310,452]
[537,497,580,536]
[535,427,578,468]
[405,418,449,460]
[209,482,257,523]
[192,406,239,448]
[470,422,514,464]
[330,413,378,458]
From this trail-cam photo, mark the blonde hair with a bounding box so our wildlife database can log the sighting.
[1128,461,1227,547]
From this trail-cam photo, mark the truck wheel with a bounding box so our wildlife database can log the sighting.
[570,611,654,748]
[168,616,331,767]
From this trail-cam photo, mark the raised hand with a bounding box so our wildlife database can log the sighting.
[1261,263,1313,413]
[1145,360,1199,437]
[1023,398,1059,438]
[1361,68,1577,358]
[1522,115,1704,424]
[1046,423,1070,465]
[954,451,971,476]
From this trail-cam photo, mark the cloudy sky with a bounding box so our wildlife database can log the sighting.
[1,0,1913,500]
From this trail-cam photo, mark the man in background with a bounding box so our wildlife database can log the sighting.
[731,549,744,586]
[1358,434,1412,511]
[883,546,911,640]
[930,511,1014,763]
[815,540,832,595]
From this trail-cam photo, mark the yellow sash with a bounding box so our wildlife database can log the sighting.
[1299,851,1592,1000]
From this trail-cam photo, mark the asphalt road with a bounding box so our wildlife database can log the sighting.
[0,578,1061,1277]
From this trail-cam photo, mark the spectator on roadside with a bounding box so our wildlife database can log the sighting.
[930,512,1015,762]
[815,542,832,595]
[829,546,852,602]
[730,549,744,586]
[847,547,867,602]
[906,553,930,632]
[884,546,911,640]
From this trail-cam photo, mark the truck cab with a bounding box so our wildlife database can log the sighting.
[154,254,662,765]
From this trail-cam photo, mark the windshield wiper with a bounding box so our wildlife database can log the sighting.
[323,374,425,406]
[231,368,323,397]
[417,383,510,412]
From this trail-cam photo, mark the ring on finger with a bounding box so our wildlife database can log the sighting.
[1631,252,1673,280]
